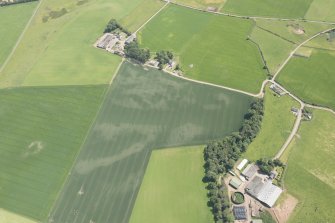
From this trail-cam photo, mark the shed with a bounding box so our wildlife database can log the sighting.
[233,206,247,220]
[242,164,258,180]
[229,177,242,189]
[237,159,248,171]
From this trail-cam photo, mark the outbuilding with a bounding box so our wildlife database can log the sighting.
[233,206,247,220]
[229,177,243,189]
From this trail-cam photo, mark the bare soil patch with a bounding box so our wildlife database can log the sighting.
[273,194,298,223]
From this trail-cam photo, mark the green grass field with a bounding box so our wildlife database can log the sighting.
[251,26,294,74]
[172,0,226,10]
[0,85,107,221]
[305,0,335,22]
[0,0,163,88]
[139,4,266,93]
[0,2,37,67]
[284,110,335,222]
[120,0,164,32]
[130,146,213,223]
[277,50,335,110]
[306,33,335,51]
[244,86,299,160]
[222,0,313,18]
[48,61,253,223]
[254,20,334,44]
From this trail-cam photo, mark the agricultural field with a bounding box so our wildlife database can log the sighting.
[0,208,37,223]
[277,49,335,110]
[0,2,37,67]
[120,0,164,32]
[222,0,313,18]
[250,26,294,74]
[0,0,163,88]
[138,4,267,93]
[130,146,213,223]
[172,0,226,10]
[306,32,335,51]
[284,110,335,222]
[48,62,253,223]
[0,85,107,221]
[244,86,299,160]
[254,19,334,44]
[305,0,335,22]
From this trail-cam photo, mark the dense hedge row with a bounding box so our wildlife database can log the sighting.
[0,0,37,7]
[203,99,264,222]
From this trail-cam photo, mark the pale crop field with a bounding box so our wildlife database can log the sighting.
[49,61,253,223]
[130,146,214,223]
[0,2,37,67]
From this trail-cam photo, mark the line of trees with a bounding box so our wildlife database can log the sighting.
[0,0,37,7]
[203,99,264,222]
[124,41,150,64]
[104,19,131,36]
[154,50,173,69]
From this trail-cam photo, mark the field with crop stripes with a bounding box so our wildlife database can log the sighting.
[49,61,253,223]
[0,85,106,221]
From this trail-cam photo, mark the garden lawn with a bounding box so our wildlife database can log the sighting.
[0,0,160,88]
[0,2,37,67]
[139,4,266,93]
[244,86,299,160]
[49,61,253,223]
[222,0,313,18]
[0,85,107,221]
[277,49,335,110]
[129,146,213,223]
[284,110,335,222]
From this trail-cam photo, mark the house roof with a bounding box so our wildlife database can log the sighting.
[229,177,242,189]
[242,164,258,179]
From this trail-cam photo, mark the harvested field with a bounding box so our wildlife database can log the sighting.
[49,61,253,223]
[0,85,107,221]
[0,209,37,223]
[139,4,266,93]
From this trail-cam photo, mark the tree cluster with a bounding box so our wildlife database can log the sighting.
[203,99,264,222]
[124,41,150,64]
[256,158,283,175]
[154,50,173,69]
[104,19,130,36]
[0,0,37,7]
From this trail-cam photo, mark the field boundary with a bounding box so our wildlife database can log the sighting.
[0,0,43,74]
